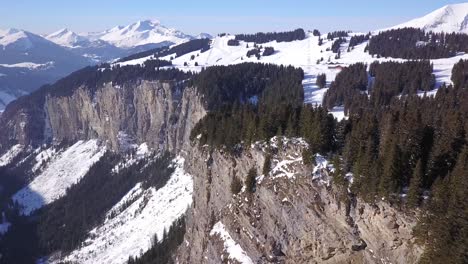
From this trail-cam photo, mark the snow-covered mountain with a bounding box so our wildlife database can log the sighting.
[98,19,194,48]
[391,3,468,33]
[196,32,214,39]
[0,20,208,111]
[0,28,90,110]
[45,28,89,47]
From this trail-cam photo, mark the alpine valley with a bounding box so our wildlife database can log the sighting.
[0,3,467,264]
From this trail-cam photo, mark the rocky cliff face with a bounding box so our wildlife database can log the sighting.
[177,138,423,264]
[44,80,206,152]
[0,80,206,153]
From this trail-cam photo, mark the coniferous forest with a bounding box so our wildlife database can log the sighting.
[189,61,468,263]
[368,28,468,59]
[235,29,306,44]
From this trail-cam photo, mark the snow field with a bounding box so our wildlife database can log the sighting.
[56,156,193,264]
[12,140,106,215]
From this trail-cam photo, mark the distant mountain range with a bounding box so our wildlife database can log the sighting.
[0,20,211,110]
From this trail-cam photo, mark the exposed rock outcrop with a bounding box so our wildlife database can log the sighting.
[177,138,423,263]
[0,80,206,153]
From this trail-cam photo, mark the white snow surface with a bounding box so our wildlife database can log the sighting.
[210,221,254,264]
[12,140,106,215]
[99,19,193,48]
[390,3,468,34]
[0,61,54,70]
[0,144,23,167]
[312,154,334,185]
[55,156,193,264]
[45,28,88,47]
[0,29,33,49]
[118,30,465,111]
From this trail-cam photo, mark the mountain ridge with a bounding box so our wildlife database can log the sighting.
[391,3,468,33]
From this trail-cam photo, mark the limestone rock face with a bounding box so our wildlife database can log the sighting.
[0,80,206,153]
[45,81,206,152]
[177,138,423,264]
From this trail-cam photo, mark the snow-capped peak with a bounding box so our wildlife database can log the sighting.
[0,28,21,37]
[99,19,193,48]
[196,32,213,39]
[0,29,37,50]
[391,3,468,33]
[46,28,87,47]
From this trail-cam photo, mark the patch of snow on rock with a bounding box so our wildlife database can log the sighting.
[0,144,23,167]
[210,221,254,264]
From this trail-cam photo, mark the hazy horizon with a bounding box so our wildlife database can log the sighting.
[0,0,466,35]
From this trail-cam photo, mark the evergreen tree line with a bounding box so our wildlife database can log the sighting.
[339,84,467,201]
[369,60,435,106]
[246,48,261,59]
[190,63,304,110]
[322,63,368,112]
[368,28,468,59]
[316,73,326,88]
[348,33,370,49]
[191,103,335,154]
[189,61,467,263]
[331,37,346,53]
[235,29,306,44]
[118,38,212,63]
[227,39,240,46]
[190,63,334,154]
[327,31,349,40]
[414,147,468,263]
[263,47,275,56]
[323,61,436,112]
[451,59,468,88]
[128,217,186,264]
[333,61,468,263]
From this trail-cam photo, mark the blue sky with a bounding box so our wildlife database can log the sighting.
[0,1,465,35]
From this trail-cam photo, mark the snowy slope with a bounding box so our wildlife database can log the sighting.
[391,3,468,33]
[12,140,106,215]
[99,20,193,48]
[119,30,467,121]
[0,144,23,167]
[45,28,88,47]
[0,28,91,111]
[53,156,193,264]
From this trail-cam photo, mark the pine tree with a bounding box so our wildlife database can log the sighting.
[316,74,326,88]
[407,159,423,208]
[245,167,257,193]
[332,155,346,187]
[263,155,272,176]
[379,141,402,198]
